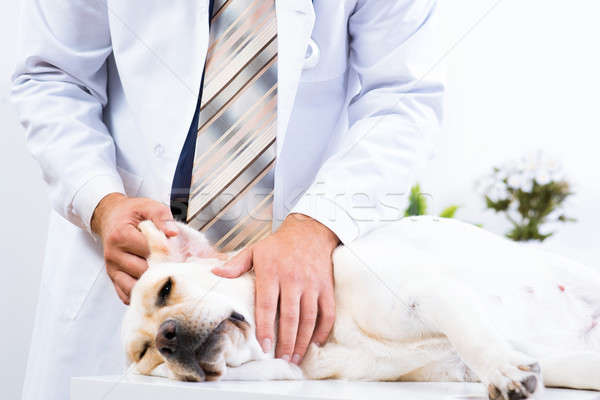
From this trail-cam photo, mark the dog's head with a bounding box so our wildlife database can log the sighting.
[122,221,261,381]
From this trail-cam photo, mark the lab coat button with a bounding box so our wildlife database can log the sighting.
[153,144,165,157]
[303,39,320,70]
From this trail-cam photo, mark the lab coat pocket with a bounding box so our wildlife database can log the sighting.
[117,166,143,197]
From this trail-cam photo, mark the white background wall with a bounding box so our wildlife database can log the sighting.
[0,2,49,399]
[0,0,598,399]
[428,0,600,267]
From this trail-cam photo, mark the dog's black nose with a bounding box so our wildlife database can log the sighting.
[156,320,178,358]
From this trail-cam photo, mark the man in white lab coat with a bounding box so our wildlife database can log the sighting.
[12,0,443,399]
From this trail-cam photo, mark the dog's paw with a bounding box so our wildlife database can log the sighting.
[486,357,542,400]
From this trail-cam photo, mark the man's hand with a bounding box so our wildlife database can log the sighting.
[212,213,339,365]
[91,193,177,304]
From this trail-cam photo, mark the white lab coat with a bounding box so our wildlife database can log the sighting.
[12,0,443,399]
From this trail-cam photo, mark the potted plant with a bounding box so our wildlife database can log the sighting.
[479,152,575,242]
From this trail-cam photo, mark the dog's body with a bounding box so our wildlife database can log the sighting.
[123,217,600,399]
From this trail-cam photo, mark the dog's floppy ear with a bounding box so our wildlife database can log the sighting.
[138,220,223,263]
[138,220,170,262]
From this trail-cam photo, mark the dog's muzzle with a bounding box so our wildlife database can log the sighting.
[155,312,248,381]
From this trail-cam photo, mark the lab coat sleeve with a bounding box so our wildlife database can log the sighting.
[291,0,444,244]
[11,0,125,233]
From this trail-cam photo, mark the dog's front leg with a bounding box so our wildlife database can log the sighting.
[221,359,304,381]
[410,278,542,400]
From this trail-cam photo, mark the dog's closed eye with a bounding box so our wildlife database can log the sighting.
[138,342,150,361]
[156,277,173,307]
[230,311,245,322]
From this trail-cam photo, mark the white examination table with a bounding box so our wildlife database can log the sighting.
[71,375,600,400]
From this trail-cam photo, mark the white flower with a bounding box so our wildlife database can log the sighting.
[506,173,521,189]
[520,153,539,173]
[495,168,508,181]
[487,181,509,202]
[506,170,534,193]
[519,177,534,193]
[519,174,533,193]
[535,169,551,186]
[508,200,521,219]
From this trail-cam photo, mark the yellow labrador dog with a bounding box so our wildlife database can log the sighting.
[122,217,600,400]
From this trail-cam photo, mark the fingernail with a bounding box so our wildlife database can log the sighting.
[312,341,321,347]
[261,338,272,353]
[292,354,301,364]
[281,354,290,362]
[164,220,177,233]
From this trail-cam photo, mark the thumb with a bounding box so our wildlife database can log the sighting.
[212,248,253,278]
[150,204,178,238]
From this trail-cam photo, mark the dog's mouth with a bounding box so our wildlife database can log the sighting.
[156,312,249,382]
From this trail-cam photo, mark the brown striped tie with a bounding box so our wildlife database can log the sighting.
[187,0,277,252]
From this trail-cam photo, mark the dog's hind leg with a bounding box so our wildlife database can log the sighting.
[301,337,452,381]
[404,278,544,400]
[540,352,600,390]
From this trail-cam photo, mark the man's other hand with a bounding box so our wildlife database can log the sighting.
[212,213,340,365]
[91,193,177,304]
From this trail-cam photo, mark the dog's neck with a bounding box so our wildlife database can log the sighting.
[209,257,257,311]
[206,260,280,354]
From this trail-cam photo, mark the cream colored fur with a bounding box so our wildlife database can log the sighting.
[122,217,600,400]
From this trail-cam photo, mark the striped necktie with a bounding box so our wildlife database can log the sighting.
[187,0,278,252]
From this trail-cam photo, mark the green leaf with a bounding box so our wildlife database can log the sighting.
[558,215,577,223]
[404,184,427,216]
[439,205,459,219]
[485,196,511,212]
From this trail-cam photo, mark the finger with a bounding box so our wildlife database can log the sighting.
[150,204,177,237]
[113,252,148,279]
[119,225,151,258]
[276,286,301,361]
[111,269,137,303]
[114,283,130,305]
[212,248,253,278]
[291,292,318,364]
[255,272,279,354]
[311,288,336,346]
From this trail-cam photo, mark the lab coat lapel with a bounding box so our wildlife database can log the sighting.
[276,0,316,156]
[107,0,208,157]
[108,0,314,158]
